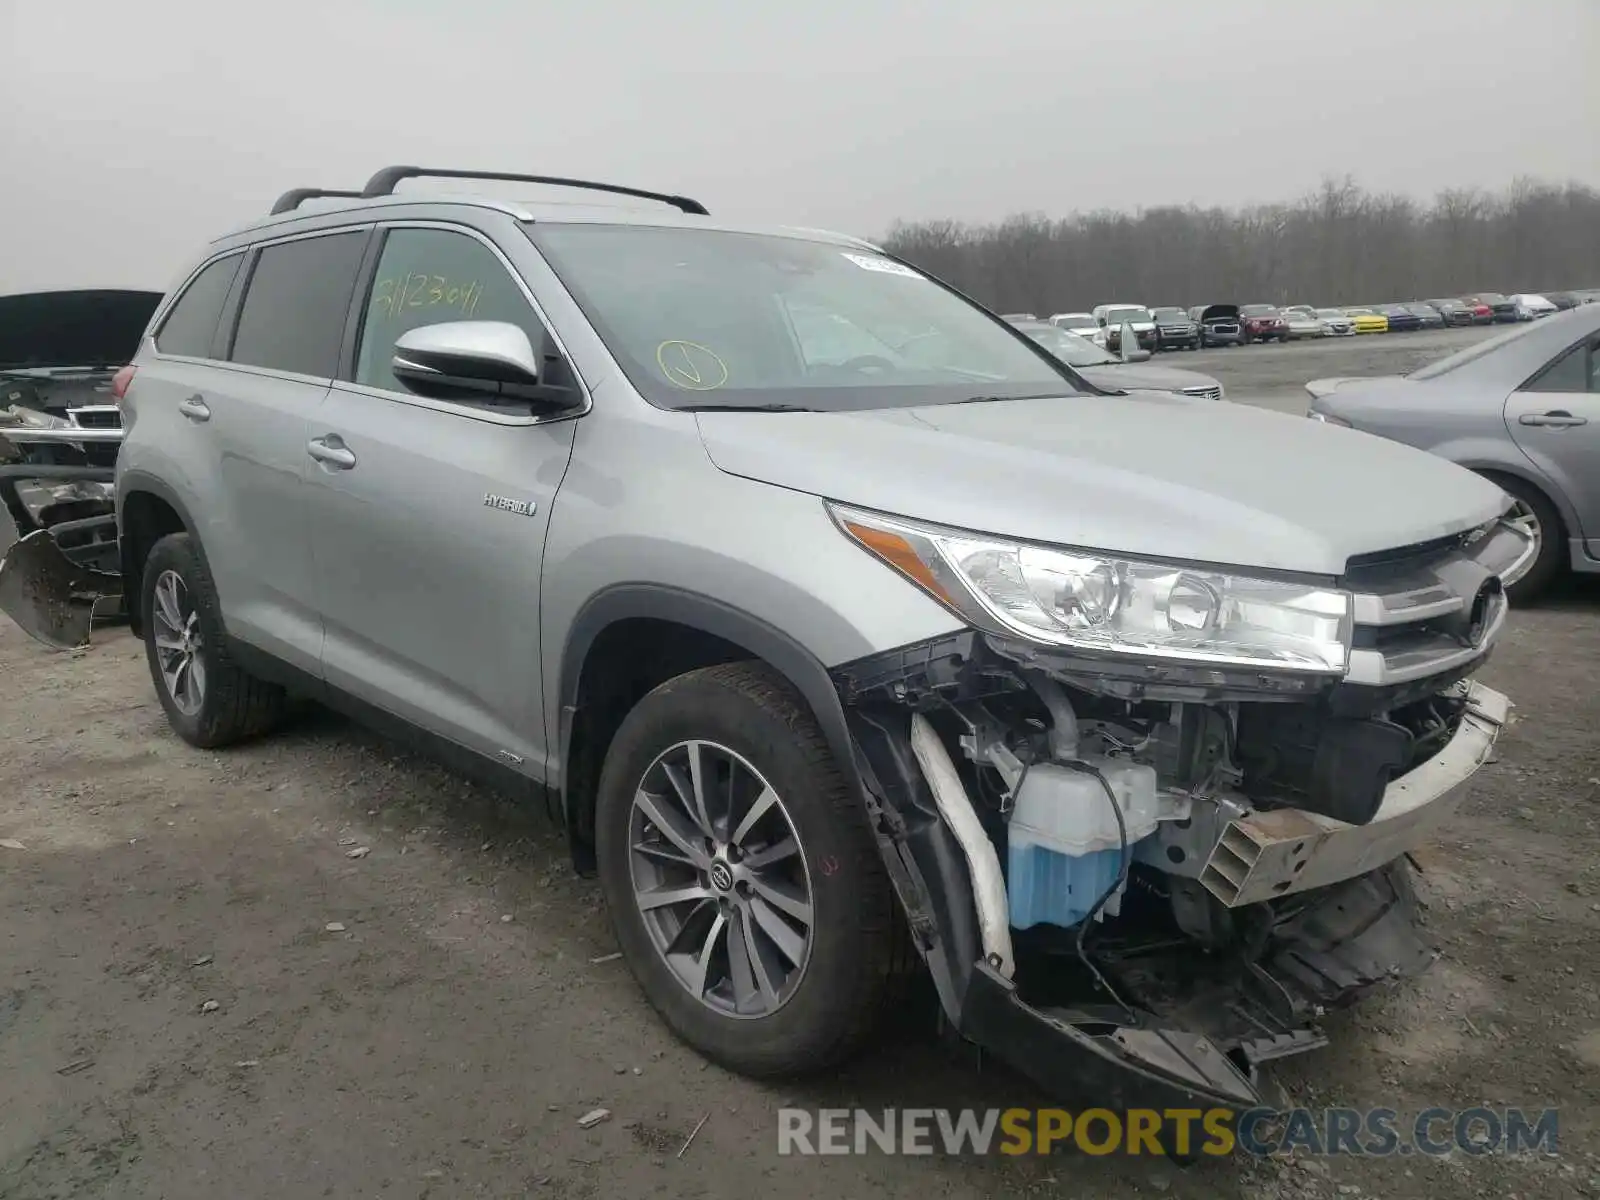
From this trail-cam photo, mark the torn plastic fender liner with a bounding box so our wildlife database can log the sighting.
[960,962,1260,1112]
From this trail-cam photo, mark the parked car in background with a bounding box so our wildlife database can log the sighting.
[0,288,161,638]
[1315,308,1355,336]
[1545,292,1582,312]
[1511,293,1558,321]
[1462,299,1494,324]
[1188,303,1244,347]
[1092,303,1157,352]
[1426,299,1476,327]
[1307,305,1599,598]
[1379,304,1423,333]
[1047,312,1105,347]
[1149,306,1201,350]
[1405,303,1446,329]
[1007,319,1225,398]
[1238,304,1289,344]
[1284,309,1324,340]
[1343,307,1390,334]
[1467,293,1518,323]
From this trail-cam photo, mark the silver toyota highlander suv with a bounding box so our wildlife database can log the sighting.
[4,166,1535,1118]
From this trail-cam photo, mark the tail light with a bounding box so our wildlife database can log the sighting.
[110,365,136,403]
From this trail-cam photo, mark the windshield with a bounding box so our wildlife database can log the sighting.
[1315,309,1343,319]
[1018,324,1117,367]
[525,224,1078,411]
[1409,319,1543,380]
[1239,305,1278,317]
[1151,307,1187,321]
[1102,307,1151,324]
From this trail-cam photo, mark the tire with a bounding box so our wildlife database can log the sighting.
[595,661,907,1077]
[141,533,286,748]
[1481,474,1565,603]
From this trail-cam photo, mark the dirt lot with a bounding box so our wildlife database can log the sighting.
[2,329,1598,1198]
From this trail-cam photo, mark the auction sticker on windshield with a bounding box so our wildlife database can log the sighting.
[841,253,924,278]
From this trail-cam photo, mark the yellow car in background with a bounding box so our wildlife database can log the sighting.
[1342,306,1389,334]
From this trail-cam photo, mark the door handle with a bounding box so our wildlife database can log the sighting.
[1518,410,1588,428]
[307,437,357,469]
[178,395,211,422]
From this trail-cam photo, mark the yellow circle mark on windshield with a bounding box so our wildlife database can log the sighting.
[657,340,729,391]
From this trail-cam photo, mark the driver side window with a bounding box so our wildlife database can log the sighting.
[354,227,564,395]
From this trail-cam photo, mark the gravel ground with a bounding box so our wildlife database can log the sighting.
[1,328,1597,1199]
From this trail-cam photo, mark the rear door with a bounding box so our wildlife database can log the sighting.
[303,222,581,778]
[127,230,368,672]
[204,228,371,671]
[1506,329,1600,546]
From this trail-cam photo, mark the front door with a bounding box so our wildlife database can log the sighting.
[1506,328,1600,549]
[303,224,581,779]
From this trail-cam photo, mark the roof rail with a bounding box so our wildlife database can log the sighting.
[270,188,365,216]
[359,165,709,216]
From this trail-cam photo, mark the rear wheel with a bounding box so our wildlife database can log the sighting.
[1481,474,1565,602]
[141,533,286,748]
[595,662,905,1077]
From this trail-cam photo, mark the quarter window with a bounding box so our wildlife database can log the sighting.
[154,253,243,358]
[1525,337,1598,394]
[354,228,567,398]
[230,231,367,377]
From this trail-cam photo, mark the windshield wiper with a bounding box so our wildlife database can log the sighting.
[677,402,816,413]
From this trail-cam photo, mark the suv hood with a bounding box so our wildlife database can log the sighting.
[0,289,163,371]
[695,392,1506,576]
[1075,363,1218,393]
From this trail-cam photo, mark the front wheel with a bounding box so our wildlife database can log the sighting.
[595,662,905,1077]
[1484,475,1565,602]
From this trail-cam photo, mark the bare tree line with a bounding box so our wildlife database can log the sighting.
[881,176,1600,315]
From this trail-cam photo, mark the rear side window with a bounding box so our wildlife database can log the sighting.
[230,231,366,377]
[154,253,243,358]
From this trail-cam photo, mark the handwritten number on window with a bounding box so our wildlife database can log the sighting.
[372,274,483,319]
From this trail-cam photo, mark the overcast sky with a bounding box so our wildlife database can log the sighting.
[3,0,1596,292]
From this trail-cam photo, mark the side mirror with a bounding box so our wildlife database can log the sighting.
[1125,347,1153,363]
[392,321,548,406]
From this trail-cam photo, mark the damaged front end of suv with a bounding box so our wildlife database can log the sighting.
[826,504,1528,1111]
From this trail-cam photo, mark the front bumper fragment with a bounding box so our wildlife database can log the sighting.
[0,456,122,649]
[1200,680,1508,907]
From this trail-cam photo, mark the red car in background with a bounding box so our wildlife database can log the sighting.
[1464,299,1494,324]
[1238,304,1289,344]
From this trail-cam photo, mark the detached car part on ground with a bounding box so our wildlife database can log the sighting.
[0,289,157,646]
[0,169,1538,1129]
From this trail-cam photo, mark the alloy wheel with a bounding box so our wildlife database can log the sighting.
[151,569,206,715]
[1507,499,1542,557]
[627,740,814,1018]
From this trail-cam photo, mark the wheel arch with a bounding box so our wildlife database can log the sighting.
[117,470,202,638]
[556,585,863,875]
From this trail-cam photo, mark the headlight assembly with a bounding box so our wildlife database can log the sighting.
[830,505,1353,674]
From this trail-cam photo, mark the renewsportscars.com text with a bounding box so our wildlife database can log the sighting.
[776,1106,1559,1158]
